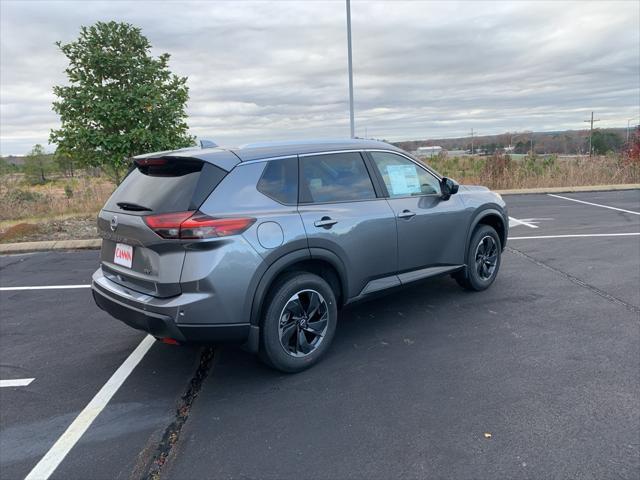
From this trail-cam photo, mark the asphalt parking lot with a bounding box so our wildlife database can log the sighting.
[1,190,639,480]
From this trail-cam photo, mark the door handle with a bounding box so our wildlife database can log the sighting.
[314,216,338,228]
[397,210,416,219]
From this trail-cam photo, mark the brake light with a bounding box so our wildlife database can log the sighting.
[143,211,255,239]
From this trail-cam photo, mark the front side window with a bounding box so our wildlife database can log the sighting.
[300,152,376,203]
[369,152,440,197]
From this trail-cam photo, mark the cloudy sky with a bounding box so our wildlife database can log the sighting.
[1,0,638,155]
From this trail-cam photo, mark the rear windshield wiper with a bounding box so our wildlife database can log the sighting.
[117,202,153,212]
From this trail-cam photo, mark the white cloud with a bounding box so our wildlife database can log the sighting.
[1,0,638,155]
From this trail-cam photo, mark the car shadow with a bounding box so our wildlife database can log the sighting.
[213,273,477,378]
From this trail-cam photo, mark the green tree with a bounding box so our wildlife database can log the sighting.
[24,144,52,185]
[0,157,11,176]
[54,150,76,178]
[50,21,194,183]
[591,131,623,155]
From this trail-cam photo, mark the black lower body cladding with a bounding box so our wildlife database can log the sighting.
[92,281,249,344]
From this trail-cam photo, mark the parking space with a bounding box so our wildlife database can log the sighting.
[506,189,640,235]
[0,253,203,480]
[1,190,638,479]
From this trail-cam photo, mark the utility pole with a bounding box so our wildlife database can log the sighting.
[346,0,355,138]
[628,118,634,144]
[530,132,534,155]
[583,111,600,157]
[470,128,474,155]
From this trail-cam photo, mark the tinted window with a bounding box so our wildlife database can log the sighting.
[370,152,440,197]
[300,153,376,203]
[257,157,298,205]
[104,158,226,214]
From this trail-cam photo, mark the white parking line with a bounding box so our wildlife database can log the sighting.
[548,194,640,215]
[509,232,640,240]
[509,216,538,229]
[25,335,156,480]
[0,284,91,292]
[0,378,35,387]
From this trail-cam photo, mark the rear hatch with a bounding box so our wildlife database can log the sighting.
[98,157,227,297]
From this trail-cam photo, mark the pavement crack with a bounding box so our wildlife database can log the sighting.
[141,346,216,480]
[0,257,27,271]
[506,246,640,315]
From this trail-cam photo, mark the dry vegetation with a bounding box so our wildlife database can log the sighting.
[423,154,640,190]
[0,172,113,243]
[0,173,114,221]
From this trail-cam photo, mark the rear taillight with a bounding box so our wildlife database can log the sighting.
[143,211,193,239]
[143,211,255,239]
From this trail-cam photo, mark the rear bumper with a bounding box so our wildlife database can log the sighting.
[92,269,250,344]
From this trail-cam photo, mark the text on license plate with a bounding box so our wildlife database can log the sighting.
[114,243,133,268]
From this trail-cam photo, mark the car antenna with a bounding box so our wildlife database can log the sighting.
[199,139,218,149]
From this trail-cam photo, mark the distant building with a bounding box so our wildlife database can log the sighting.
[448,150,469,157]
[415,146,443,157]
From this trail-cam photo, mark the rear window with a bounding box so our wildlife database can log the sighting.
[104,157,227,214]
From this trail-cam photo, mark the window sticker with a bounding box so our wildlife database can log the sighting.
[386,164,420,195]
[309,178,323,190]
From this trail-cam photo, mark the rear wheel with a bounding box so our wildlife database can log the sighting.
[260,272,337,373]
[455,224,501,291]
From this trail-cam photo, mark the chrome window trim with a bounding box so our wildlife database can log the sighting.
[239,154,298,165]
[298,149,367,157]
[237,148,442,181]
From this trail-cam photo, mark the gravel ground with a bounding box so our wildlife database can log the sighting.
[0,216,97,243]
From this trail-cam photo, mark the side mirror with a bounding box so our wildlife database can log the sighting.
[440,177,459,200]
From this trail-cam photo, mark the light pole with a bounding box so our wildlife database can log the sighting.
[346,0,355,138]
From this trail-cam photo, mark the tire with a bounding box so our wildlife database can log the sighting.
[260,272,337,373]
[454,224,502,291]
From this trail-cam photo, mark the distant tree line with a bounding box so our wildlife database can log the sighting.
[396,128,631,156]
[0,144,81,185]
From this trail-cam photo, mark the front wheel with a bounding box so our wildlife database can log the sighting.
[260,272,337,373]
[455,224,502,291]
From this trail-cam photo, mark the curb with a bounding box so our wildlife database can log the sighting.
[0,239,101,255]
[1,184,638,254]
[496,184,640,195]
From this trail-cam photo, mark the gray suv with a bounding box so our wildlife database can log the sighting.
[92,139,508,372]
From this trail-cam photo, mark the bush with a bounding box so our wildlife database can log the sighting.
[0,189,51,221]
[4,188,47,203]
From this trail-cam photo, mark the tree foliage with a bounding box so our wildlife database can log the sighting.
[626,126,640,163]
[50,21,194,183]
[590,130,623,155]
[54,150,76,178]
[24,144,52,185]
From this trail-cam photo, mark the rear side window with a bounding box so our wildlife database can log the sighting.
[256,157,298,205]
[104,158,227,214]
[299,152,376,203]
